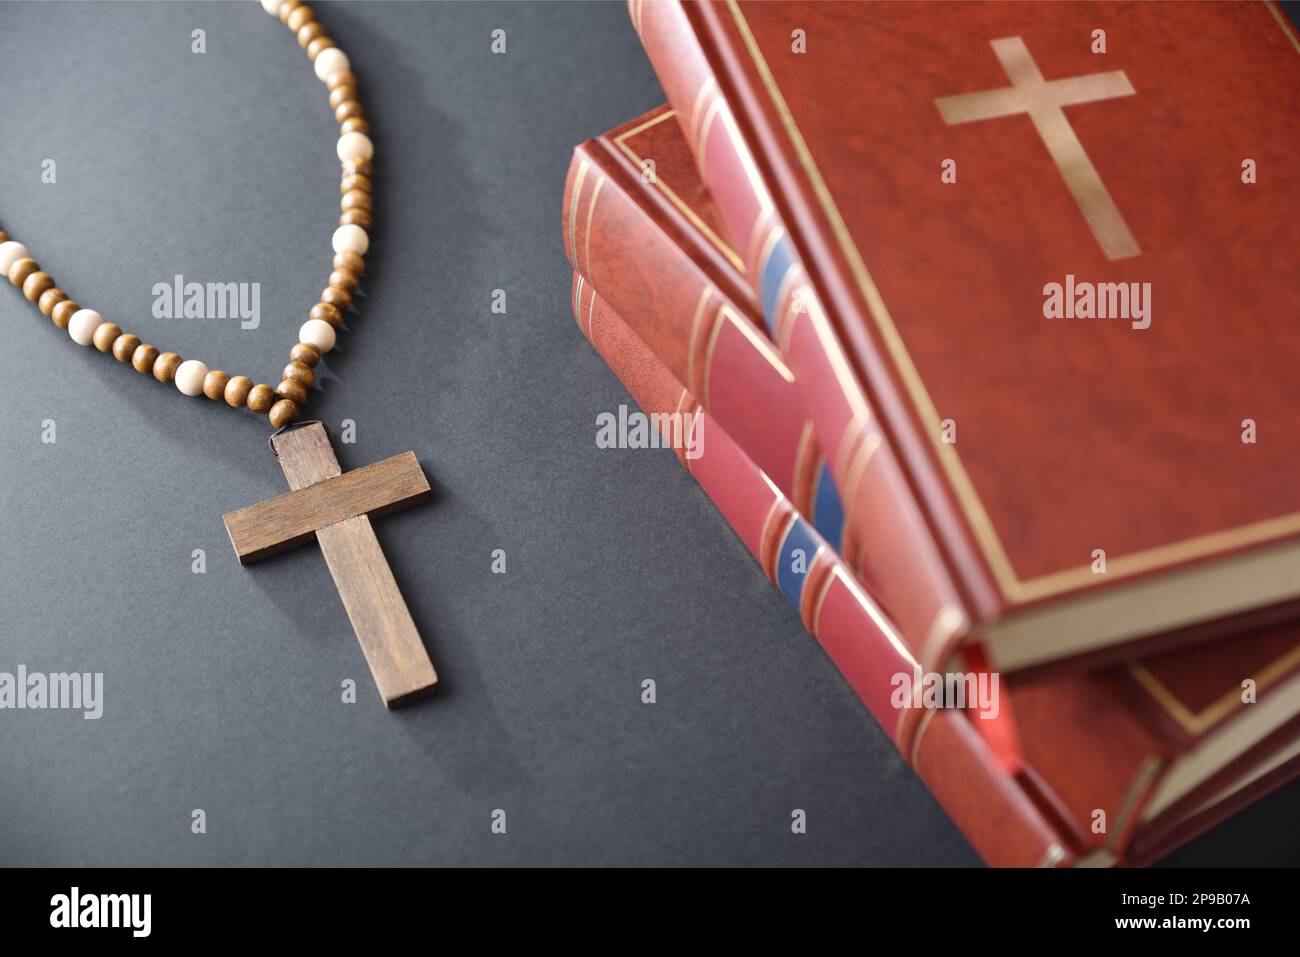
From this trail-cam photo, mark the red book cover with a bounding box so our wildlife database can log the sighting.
[632,0,1300,676]
[572,269,1300,863]
[563,106,846,548]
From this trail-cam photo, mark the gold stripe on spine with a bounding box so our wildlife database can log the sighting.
[728,0,1300,602]
[808,562,839,636]
[700,300,728,411]
[612,110,746,272]
[684,286,714,399]
[1036,844,1067,868]
[582,176,605,277]
[791,421,820,515]
[745,207,776,277]
[585,280,598,344]
[1110,756,1164,853]
[724,303,795,382]
[907,707,936,767]
[1266,0,1300,56]
[573,273,584,324]
[920,605,967,676]
[689,77,719,148]
[798,546,832,631]
[761,505,799,586]
[568,160,588,269]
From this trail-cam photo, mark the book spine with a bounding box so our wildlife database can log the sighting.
[631,0,975,685]
[573,270,1071,868]
[563,133,845,547]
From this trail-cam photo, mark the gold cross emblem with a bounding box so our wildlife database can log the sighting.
[936,37,1140,261]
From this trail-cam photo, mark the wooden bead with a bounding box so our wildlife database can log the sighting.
[342,157,374,178]
[329,268,359,293]
[175,359,209,396]
[51,299,79,329]
[268,398,301,429]
[285,4,314,31]
[299,318,337,352]
[37,287,67,317]
[23,270,54,301]
[276,378,309,406]
[113,333,141,363]
[307,36,335,61]
[340,117,370,136]
[132,343,160,374]
[332,223,369,255]
[333,250,364,275]
[68,309,104,346]
[153,351,183,384]
[282,360,315,388]
[341,189,372,213]
[326,69,357,92]
[310,302,343,327]
[291,342,321,367]
[0,241,29,275]
[340,173,371,196]
[334,100,364,125]
[8,257,39,287]
[224,375,254,408]
[203,369,230,400]
[339,209,373,232]
[314,47,348,81]
[329,86,356,110]
[92,322,122,352]
[0,229,7,244]
[276,0,301,23]
[297,21,327,49]
[321,285,352,311]
[247,383,276,413]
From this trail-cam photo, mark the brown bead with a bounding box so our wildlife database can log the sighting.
[332,251,365,276]
[310,302,343,327]
[282,360,315,389]
[268,398,301,430]
[22,270,54,301]
[341,189,372,214]
[203,369,230,400]
[328,268,359,293]
[340,117,370,136]
[321,285,352,311]
[328,86,356,111]
[132,343,160,374]
[8,257,39,287]
[297,22,327,48]
[291,342,321,368]
[247,384,276,413]
[276,378,309,406]
[334,100,364,125]
[153,351,183,383]
[342,157,374,178]
[276,0,301,23]
[113,333,141,363]
[92,322,122,352]
[307,36,335,61]
[339,209,373,232]
[326,69,357,92]
[285,4,314,32]
[0,229,7,244]
[224,375,254,408]
[51,299,79,329]
[340,173,372,196]
[37,287,67,317]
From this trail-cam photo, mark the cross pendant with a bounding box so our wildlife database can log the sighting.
[222,422,438,708]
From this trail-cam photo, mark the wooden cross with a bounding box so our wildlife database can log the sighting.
[222,422,438,708]
[935,36,1140,261]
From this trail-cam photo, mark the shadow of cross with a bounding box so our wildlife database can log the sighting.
[222,421,438,708]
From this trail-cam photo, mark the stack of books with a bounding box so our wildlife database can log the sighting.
[562,0,1300,866]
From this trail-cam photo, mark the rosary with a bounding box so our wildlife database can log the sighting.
[0,0,439,708]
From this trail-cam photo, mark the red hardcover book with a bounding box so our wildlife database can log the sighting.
[564,105,846,549]
[572,270,1300,864]
[632,0,1300,676]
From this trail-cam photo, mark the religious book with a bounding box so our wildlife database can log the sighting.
[564,104,846,549]
[572,271,1300,865]
[631,0,1300,677]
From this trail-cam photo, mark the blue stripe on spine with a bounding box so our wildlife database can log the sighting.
[759,233,797,337]
[811,461,846,550]
[776,516,821,609]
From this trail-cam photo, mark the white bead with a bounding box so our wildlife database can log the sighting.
[299,319,337,353]
[0,241,30,277]
[336,131,373,162]
[314,47,350,82]
[175,359,209,396]
[331,224,369,256]
[260,0,282,15]
[67,309,104,346]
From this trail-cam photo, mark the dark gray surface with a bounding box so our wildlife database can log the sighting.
[0,1,1292,868]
